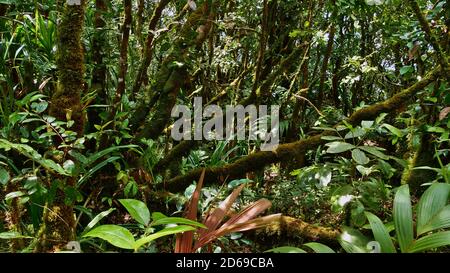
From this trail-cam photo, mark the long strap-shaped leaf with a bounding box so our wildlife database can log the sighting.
[199,184,246,238]
[394,185,414,252]
[194,214,281,250]
[416,183,450,236]
[174,169,205,253]
[193,199,273,250]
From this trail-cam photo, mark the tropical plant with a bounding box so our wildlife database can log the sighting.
[174,170,281,253]
[82,198,205,252]
[339,183,450,253]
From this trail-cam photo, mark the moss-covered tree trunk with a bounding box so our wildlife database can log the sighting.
[36,0,87,252]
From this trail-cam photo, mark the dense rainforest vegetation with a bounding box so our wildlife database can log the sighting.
[0,0,449,254]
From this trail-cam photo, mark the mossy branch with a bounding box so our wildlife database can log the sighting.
[162,67,442,193]
[256,216,339,242]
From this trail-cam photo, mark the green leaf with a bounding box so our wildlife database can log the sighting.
[344,127,366,139]
[338,226,370,253]
[399,65,413,75]
[151,217,206,229]
[418,205,450,235]
[325,142,355,154]
[83,225,135,250]
[81,208,116,236]
[320,136,343,141]
[361,120,374,129]
[416,183,450,236]
[134,225,196,251]
[0,166,10,185]
[393,185,414,253]
[151,212,167,221]
[0,231,33,239]
[77,156,121,187]
[86,145,138,166]
[63,160,76,175]
[365,212,396,253]
[31,101,48,113]
[265,246,307,253]
[352,149,369,165]
[359,146,389,160]
[5,191,25,201]
[119,199,150,226]
[382,124,404,137]
[409,231,450,253]
[303,242,335,253]
[0,139,69,176]
[228,178,253,189]
[356,165,376,176]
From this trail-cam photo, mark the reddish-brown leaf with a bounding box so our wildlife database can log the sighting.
[199,184,245,238]
[439,107,450,121]
[220,198,272,228]
[193,214,281,250]
[174,169,205,253]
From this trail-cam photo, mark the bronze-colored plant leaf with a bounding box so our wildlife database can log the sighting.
[175,169,205,253]
[193,214,282,250]
[193,198,273,251]
[439,107,450,121]
[199,184,245,238]
[220,198,272,229]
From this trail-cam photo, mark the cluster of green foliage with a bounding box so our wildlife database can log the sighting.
[0,0,449,253]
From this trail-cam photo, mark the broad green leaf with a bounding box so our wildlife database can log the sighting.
[151,217,206,229]
[416,183,450,235]
[303,242,335,253]
[365,212,396,253]
[409,231,450,253]
[344,127,366,139]
[418,205,450,235]
[81,208,116,236]
[31,101,48,113]
[356,165,376,176]
[0,166,10,185]
[382,124,404,137]
[399,65,413,75]
[359,146,389,160]
[83,225,135,250]
[393,185,414,252]
[151,212,168,221]
[265,246,306,253]
[119,199,151,226]
[325,142,355,154]
[63,160,76,175]
[352,149,369,165]
[134,225,196,251]
[338,226,370,253]
[361,120,374,129]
